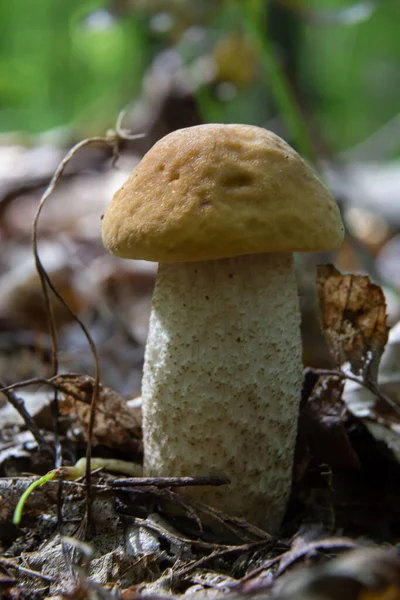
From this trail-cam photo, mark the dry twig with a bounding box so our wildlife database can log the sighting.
[0,558,56,583]
[308,367,400,418]
[0,378,52,454]
[172,539,273,579]
[109,476,230,489]
[29,112,144,528]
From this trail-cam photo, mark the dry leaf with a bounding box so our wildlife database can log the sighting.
[316,265,389,382]
[276,547,400,600]
[0,242,89,332]
[57,374,142,453]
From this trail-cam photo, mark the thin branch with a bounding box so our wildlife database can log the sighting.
[32,137,106,476]
[143,486,273,542]
[0,558,56,583]
[109,475,230,488]
[115,107,147,140]
[0,378,53,454]
[0,373,89,398]
[172,539,272,579]
[31,111,145,530]
[131,516,229,551]
[308,367,400,418]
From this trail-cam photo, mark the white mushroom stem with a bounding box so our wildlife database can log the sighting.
[142,252,303,532]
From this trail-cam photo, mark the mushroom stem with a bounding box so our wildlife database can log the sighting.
[142,252,303,531]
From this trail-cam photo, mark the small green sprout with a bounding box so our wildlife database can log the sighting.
[12,458,142,526]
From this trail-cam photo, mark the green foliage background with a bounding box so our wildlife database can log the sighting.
[0,0,399,155]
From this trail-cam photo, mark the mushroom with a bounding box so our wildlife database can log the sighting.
[101,124,344,531]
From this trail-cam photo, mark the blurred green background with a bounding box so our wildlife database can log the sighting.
[0,0,399,158]
[0,0,399,389]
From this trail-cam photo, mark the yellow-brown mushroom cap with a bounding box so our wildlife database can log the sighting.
[102,124,344,262]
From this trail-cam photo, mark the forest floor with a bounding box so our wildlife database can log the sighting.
[1,130,400,600]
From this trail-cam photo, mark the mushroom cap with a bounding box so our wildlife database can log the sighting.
[102,124,344,262]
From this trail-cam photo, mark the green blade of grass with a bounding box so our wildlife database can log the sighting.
[242,0,316,162]
[13,471,57,526]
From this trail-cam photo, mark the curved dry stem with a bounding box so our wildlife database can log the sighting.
[32,138,106,485]
[11,109,145,529]
[309,367,400,418]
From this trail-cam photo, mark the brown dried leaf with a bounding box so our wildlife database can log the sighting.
[57,374,142,453]
[278,547,400,600]
[316,265,389,382]
[0,243,88,332]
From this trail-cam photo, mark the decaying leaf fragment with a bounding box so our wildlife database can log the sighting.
[316,266,400,466]
[57,374,142,453]
[316,265,389,382]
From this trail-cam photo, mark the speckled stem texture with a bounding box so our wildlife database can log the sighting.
[142,253,303,532]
